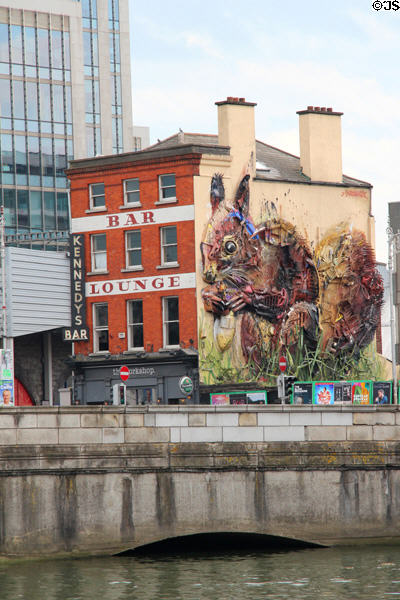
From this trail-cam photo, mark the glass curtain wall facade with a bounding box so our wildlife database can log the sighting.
[0,0,132,250]
[0,13,71,248]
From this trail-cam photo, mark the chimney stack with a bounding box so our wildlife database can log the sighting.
[216,97,257,186]
[297,106,343,183]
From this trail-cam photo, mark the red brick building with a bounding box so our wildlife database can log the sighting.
[66,143,228,404]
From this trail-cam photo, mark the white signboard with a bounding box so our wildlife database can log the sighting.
[72,205,194,233]
[86,272,196,297]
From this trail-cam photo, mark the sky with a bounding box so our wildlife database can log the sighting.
[129,0,400,263]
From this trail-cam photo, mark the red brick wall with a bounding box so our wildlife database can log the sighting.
[68,154,201,356]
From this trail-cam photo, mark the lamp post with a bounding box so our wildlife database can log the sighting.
[0,206,6,348]
[387,226,400,404]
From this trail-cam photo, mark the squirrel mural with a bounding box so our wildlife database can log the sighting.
[200,173,383,371]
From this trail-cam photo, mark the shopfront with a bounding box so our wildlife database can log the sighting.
[72,350,199,405]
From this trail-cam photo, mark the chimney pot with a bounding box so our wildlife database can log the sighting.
[239,97,245,102]
[232,97,239,102]
[321,107,326,112]
[314,106,320,111]
[307,105,313,110]
[227,96,233,101]
[327,107,333,112]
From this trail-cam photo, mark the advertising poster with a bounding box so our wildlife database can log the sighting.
[372,382,392,405]
[0,380,14,407]
[351,381,371,404]
[210,394,230,405]
[292,383,313,405]
[210,391,267,405]
[244,391,267,405]
[334,382,352,404]
[0,350,13,380]
[229,392,247,405]
[314,382,335,405]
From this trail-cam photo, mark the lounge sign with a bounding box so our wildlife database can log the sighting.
[63,234,90,342]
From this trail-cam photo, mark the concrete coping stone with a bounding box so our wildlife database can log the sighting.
[1,406,400,415]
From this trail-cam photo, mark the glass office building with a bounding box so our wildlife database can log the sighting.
[0,0,134,248]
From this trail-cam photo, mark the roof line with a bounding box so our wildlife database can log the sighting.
[146,131,218,150]
[145,132,180,150]
[342,174,372,186]
[256,139,300,160]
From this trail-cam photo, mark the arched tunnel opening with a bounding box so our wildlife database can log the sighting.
[117,532,323,556]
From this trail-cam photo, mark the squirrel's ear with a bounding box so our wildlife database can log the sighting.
[210,173,225,216]
[234,174,250,217]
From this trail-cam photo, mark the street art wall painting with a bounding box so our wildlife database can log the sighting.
[199,173,383,384]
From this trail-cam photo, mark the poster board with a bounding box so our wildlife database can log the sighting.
[372,381,392,405]
[210,391,267,405]
[314,382,335,405]
[292,381,373,405]
[0,380,14,407]
[351,381,372,405]
[291,382,313,405]
[0,350,14,407]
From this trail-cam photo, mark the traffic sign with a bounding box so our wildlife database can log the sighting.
[279,356,287,373]
[119,366,130,382]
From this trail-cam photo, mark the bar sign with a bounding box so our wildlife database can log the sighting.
[63,234,89,342]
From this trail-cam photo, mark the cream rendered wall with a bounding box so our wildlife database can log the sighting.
[194,146,374,377]
[251,179,373,248]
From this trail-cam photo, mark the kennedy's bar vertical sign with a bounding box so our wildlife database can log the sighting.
[63,234,90,342]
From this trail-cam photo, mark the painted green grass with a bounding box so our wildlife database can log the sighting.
[199,319,386,386]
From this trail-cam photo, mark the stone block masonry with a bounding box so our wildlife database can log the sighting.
[1,405,400,558]
[0,405,399,445]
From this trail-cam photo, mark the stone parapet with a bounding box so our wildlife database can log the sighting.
[0,405,399,446]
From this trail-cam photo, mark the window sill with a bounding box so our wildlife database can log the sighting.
[119,203,142,210]
[155,198,177,205]
[121,266,144,273]
[161,345,180,351]
[87,270,109,276]
[157,263,179,270]
[89,351,110,356]
[85,207,107,213]
[123,348,145,354]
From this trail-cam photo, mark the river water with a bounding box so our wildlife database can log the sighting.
[1,544,400,599]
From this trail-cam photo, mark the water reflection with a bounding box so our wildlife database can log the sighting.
[1,545,400,599]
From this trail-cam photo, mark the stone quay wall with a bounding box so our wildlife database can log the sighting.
[0,405,399,446]
[1,406,400,557]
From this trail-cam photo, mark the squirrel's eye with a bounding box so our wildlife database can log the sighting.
[224,240,237,254]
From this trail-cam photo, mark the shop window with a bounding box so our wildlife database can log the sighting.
[158,173,176,203]
[93,303,109,353]
[163,297,179,347]
[89,182,105,209]
[125,230,142,269]
[127,299,144,349]
[160,226,178,266]
[91,233,107,272]
[123,178,140,206]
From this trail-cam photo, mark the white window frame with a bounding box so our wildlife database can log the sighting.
[160,226,178,267]
[89,182,105,209]
[162,296,179,348]
[90,233,107,272]
[93,302,109,353]
[125,230,142,270]
[127,299,144,350]
[157,173,176,204]
[123,178,141,207]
